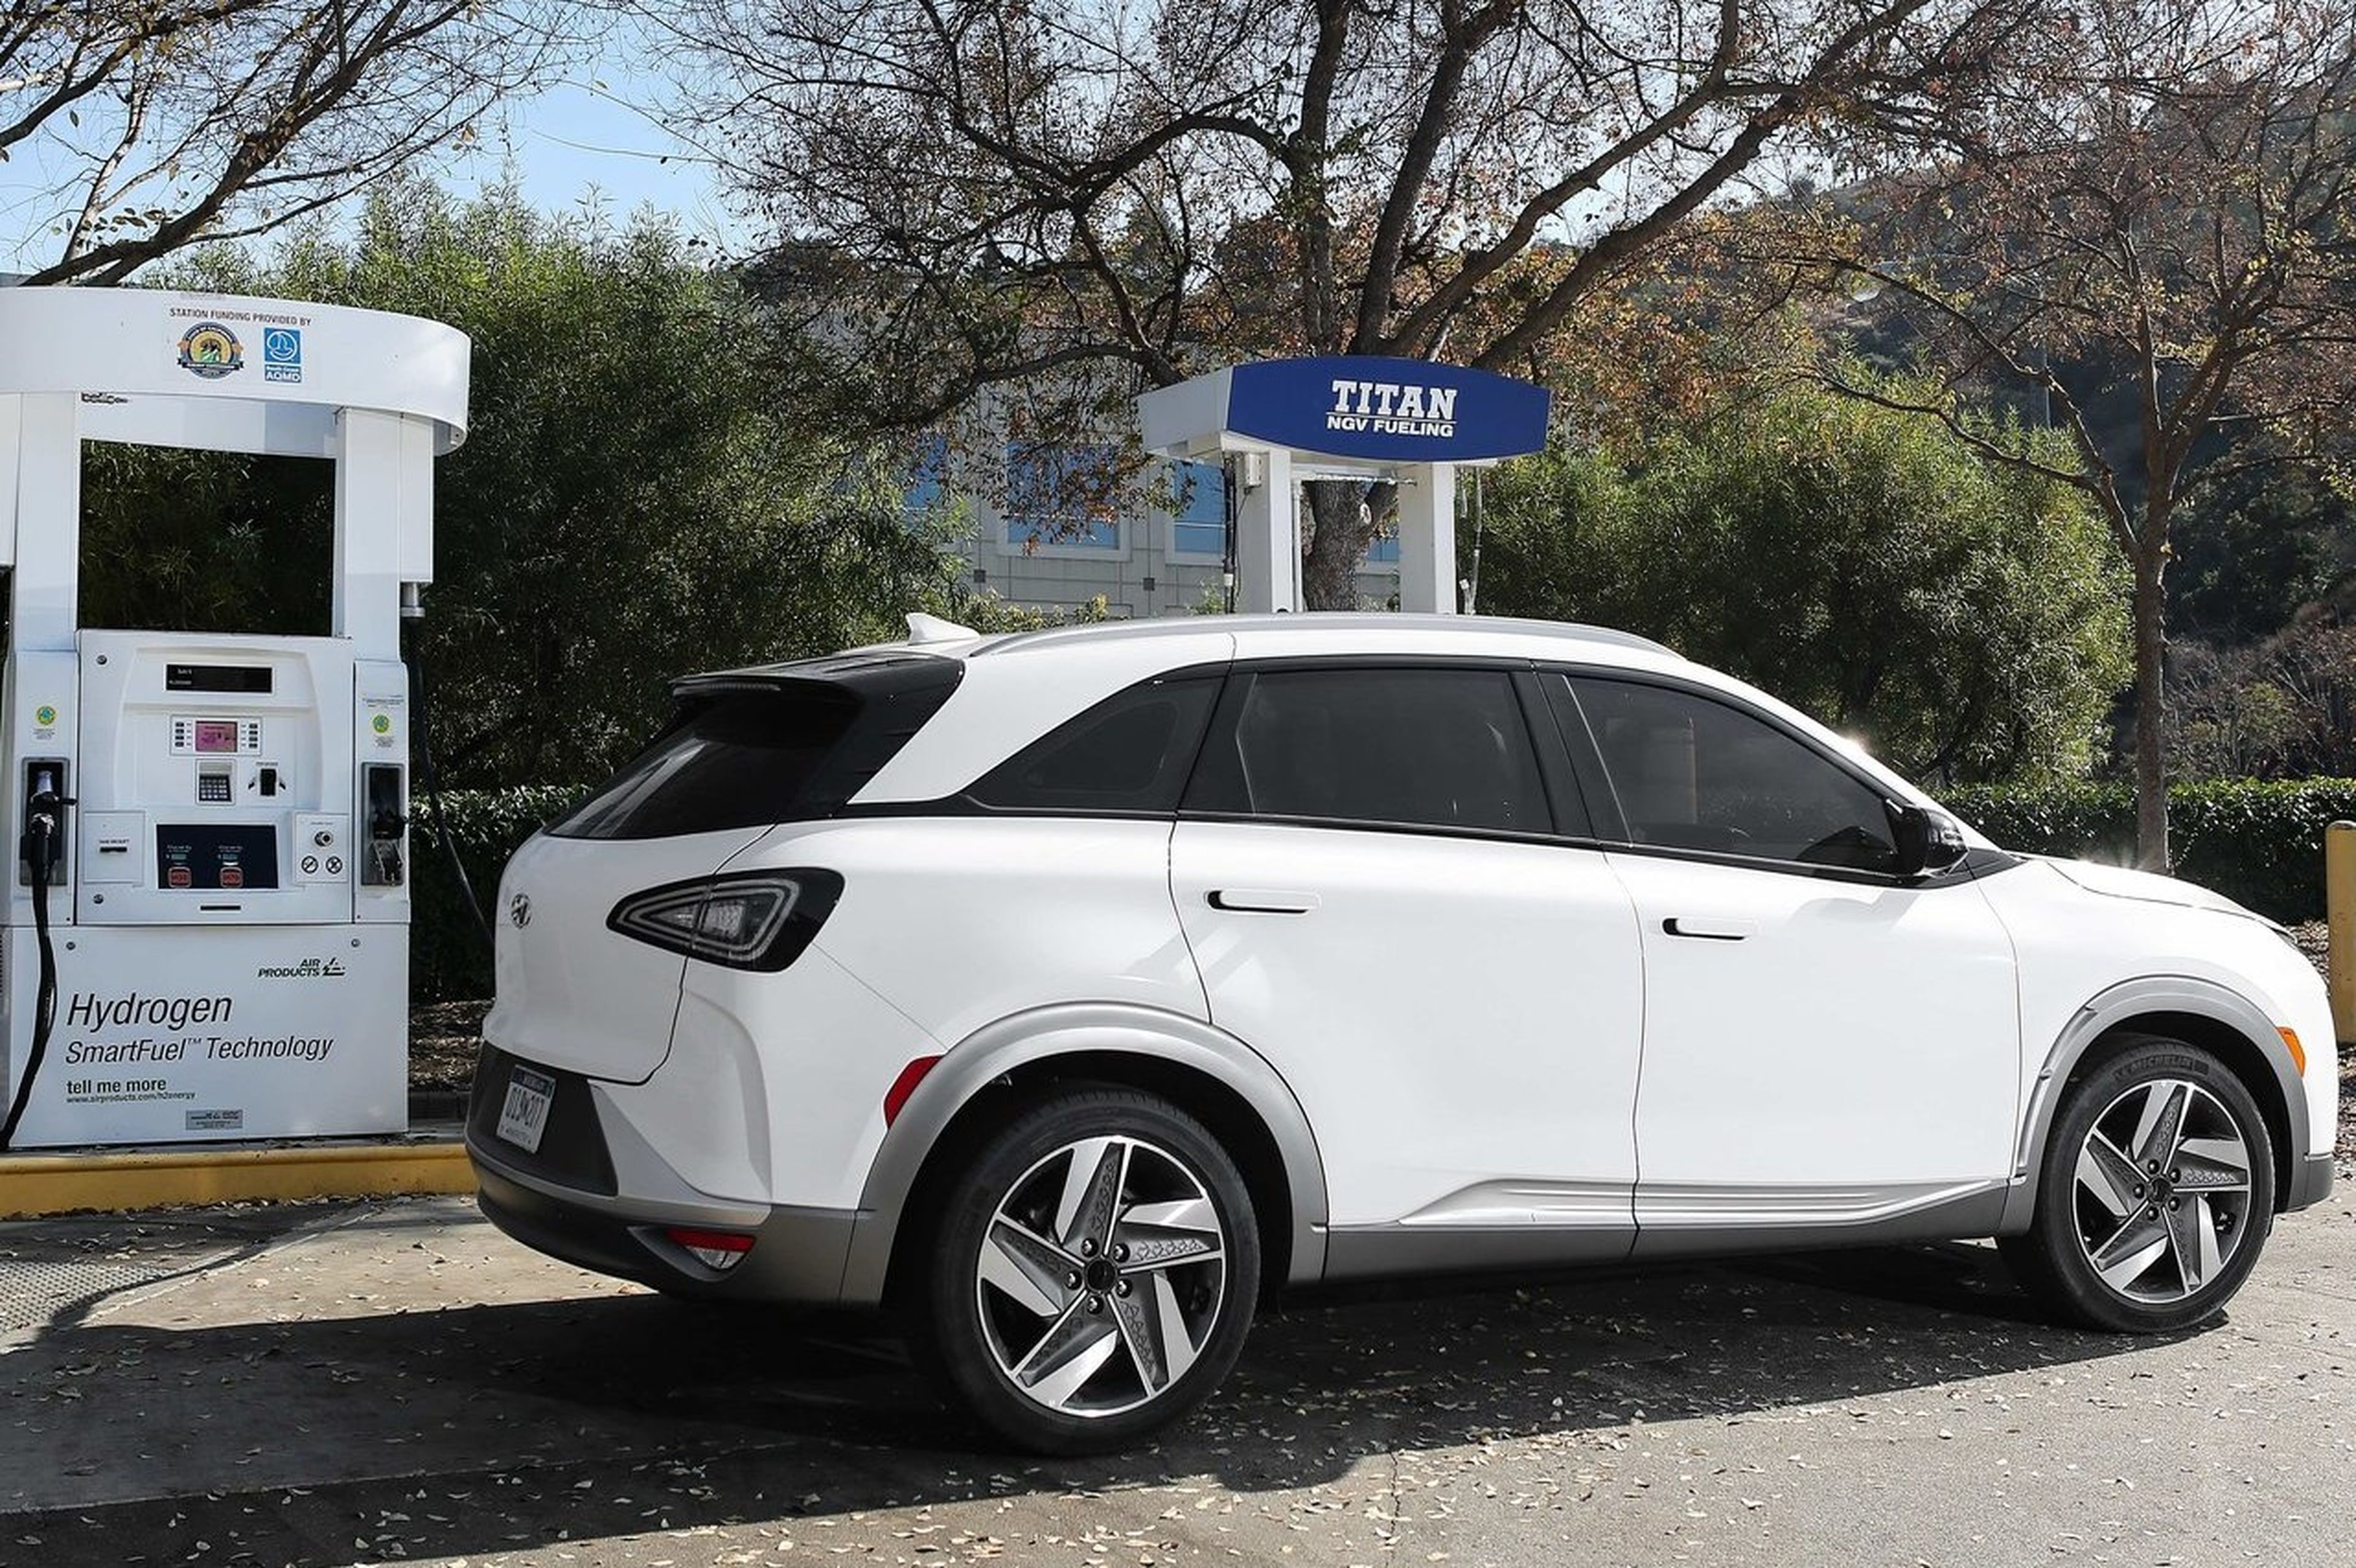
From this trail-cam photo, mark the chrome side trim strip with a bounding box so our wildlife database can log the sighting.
[1393,1178,1633,1229]
[1634,1177,2006,1230]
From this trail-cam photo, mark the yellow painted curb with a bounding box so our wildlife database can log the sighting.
[0,1140,474,1219]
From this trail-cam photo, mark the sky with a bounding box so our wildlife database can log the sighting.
[434,65,749,248]
[1,28,745,277]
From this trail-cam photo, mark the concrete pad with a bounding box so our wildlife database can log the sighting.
[0,1176,2349,1566]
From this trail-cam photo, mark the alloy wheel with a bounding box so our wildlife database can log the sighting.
[974,1134,1228,1418]
[2071,1077,2255,1305]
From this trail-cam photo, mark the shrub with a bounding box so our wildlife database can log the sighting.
[1944,778,2356,921]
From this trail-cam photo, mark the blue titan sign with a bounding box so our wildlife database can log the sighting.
[1224,356,1552,463]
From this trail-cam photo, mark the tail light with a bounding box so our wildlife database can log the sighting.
[609,869,842,970]
[664,1226,755,1270]
[884,1054,943,1126]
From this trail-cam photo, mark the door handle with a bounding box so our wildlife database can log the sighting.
[1209,888,1320,914]
[1663,916,1755,941]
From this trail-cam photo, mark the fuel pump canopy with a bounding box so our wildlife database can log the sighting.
[0,287,469,1149]
[1136,355,1550,615]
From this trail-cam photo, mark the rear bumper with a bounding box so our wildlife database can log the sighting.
[2287,1151,2336,1212]
[466,1045,861,1304]
[471,1150,860,1302]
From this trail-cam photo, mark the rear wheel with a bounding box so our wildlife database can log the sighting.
[917,1087,1259,1453]
[2002,1036,2276,1332]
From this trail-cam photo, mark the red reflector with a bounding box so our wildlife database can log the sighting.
[884,1054,944,1126]
[663,1227,754,1255]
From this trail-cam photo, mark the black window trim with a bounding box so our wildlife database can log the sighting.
[958,668,1229,819]
[803,648,2009,889]
[1541,663,2001,888]
[1174,655,1588,848]
[836,660,1236,824]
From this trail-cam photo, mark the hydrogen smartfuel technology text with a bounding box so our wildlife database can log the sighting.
[59,991,336,1066]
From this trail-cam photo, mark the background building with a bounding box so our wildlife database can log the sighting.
[914,446,1404,619]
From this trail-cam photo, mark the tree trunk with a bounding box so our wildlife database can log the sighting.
[2130,547,2170,872]
[1301,479,1369,610]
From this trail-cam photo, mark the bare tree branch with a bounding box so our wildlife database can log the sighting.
[6,0,568,283]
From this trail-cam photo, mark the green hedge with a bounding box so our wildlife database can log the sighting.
[1944,778,2356,923]
[411,786,590,1002]
[407,777,2356,1000]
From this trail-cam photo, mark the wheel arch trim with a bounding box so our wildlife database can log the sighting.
[837,1002,1330,1305]
[1999,974,2310,1233]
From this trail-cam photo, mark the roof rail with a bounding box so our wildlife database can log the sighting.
[977,612,1679,659]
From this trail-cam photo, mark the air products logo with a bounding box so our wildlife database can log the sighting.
[253,956,347,980]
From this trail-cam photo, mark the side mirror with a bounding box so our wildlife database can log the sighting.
[1891,803,1969,879]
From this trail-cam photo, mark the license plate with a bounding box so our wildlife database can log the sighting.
[496,1066,555,1155]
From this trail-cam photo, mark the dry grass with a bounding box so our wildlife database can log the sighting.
[410,999,488,1093]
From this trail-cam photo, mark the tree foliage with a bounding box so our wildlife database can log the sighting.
[2170,467,2355,646]
[1793,0,2356,864]
[1477,377,2130,782]
[671,0,2033,604]
[81,183,971,786]
[2168,613,2356,782]
[2,0,563,283]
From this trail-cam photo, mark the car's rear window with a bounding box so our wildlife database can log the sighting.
[549,688,863,840]
[968,676,1220,813]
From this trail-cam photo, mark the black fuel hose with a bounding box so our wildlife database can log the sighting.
[0,798,65,1151]
[410,637,494,955]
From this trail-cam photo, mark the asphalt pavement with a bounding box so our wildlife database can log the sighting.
[1,1175,2350,1567]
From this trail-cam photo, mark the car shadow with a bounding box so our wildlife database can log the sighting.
[4,1236,2179,1564]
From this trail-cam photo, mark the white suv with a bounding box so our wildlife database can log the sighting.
[469,613,2338,1452]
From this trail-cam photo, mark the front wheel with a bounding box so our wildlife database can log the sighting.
[918,1087,1260,1453]
[2002,1036,2276,1332]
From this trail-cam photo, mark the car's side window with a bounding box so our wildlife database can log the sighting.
[968,675,1220,813]
[1561,676,1898,873]
[1186,666,1552,835]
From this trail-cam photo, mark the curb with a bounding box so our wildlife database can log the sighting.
[0,1139,474,1220]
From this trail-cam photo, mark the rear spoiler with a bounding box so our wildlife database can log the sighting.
[663,654,966,814]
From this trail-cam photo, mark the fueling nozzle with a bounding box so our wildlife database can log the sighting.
[362,762,407,888]
[2,762,72,1150]
[18,761,73,885]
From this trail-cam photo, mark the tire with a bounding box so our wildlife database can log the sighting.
[915,1086,1260,1454]
[2001,1034,2276,1333]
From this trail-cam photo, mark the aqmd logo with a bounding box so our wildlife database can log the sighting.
[254,956,348,980]
[262,326,303,383]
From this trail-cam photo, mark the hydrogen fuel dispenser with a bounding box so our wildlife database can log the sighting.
[0,287,469,1149]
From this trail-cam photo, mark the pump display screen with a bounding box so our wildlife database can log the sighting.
[167,663,273,694]
[192,720,241,754]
